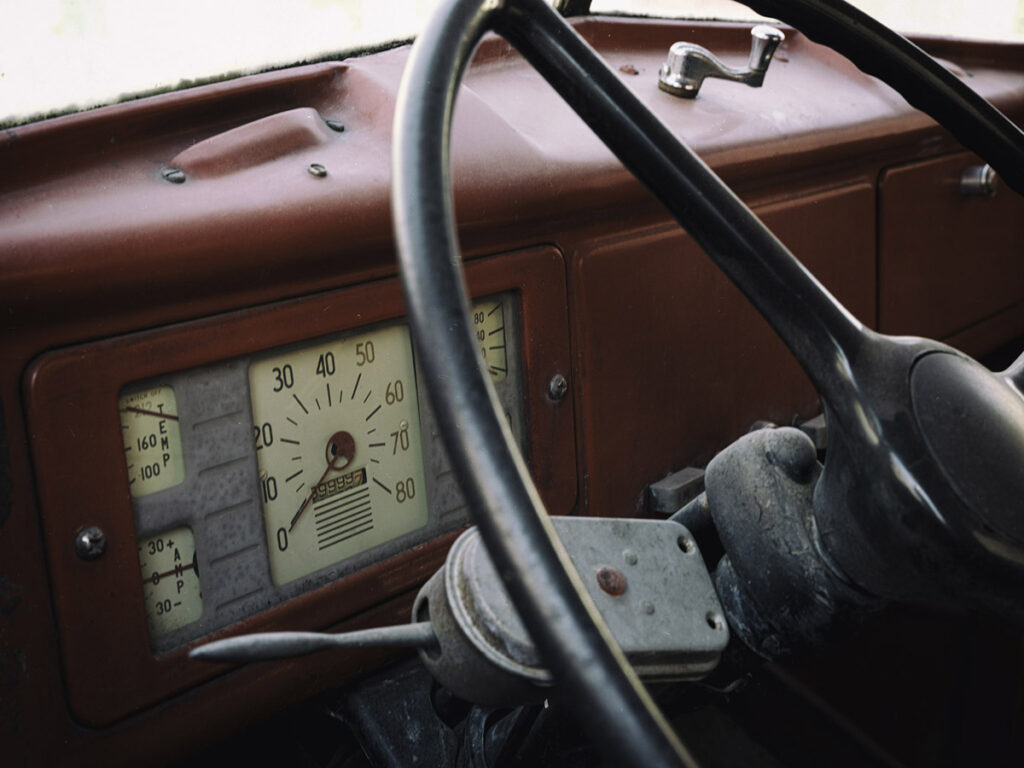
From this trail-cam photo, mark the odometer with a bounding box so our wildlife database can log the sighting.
[249,323,430,586]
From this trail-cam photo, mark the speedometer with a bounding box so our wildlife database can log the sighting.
[249,323,429,586]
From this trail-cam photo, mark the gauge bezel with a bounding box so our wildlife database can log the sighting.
[24,247,575,727]
[249,320,435,588]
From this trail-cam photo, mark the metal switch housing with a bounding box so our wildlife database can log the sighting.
[414,517,729,706]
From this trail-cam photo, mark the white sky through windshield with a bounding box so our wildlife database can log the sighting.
[3,0,1023,125]
[3,0,441,123]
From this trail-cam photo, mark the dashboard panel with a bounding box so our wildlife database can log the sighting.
[24,247,574,726]
[1,13,1023,767]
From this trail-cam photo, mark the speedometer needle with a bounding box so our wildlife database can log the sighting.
[289,430,355,531]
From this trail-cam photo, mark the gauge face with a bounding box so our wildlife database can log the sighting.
[250,323,430,586]
[472,299,509,382]
[119,385,185,497]
[137,526,203,639]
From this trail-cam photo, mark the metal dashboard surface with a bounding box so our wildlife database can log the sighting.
[0,13,1021,767]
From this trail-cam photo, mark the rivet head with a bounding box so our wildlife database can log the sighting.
[595,566,627,596]
[307,163,328,178]
[641,600,655,615]
[75,526,107,560]
[161,167,186,184]
[623,549,638,566]
[548,374,568,401]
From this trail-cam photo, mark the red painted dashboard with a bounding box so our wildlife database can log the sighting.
[1,15,1022,766]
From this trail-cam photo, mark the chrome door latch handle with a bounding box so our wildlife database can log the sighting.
[658,25,785,98]
[961,163,999,198]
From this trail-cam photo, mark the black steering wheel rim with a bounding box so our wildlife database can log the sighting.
[391,2,1024,766]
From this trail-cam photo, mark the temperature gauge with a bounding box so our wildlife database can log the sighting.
[137,526,203,639]
[119,385,185,497]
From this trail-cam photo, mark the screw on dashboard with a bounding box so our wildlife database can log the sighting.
[161,167,186,184]
[74,526,107,560]
[547,373,568,401]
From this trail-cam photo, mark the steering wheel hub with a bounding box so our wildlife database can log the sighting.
[911,351,1024,545]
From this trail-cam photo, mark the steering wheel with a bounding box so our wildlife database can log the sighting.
[391,1,1024,766]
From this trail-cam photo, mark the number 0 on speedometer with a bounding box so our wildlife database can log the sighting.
[249,324,429,586]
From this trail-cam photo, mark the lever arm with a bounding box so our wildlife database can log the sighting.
[658,25,785,98]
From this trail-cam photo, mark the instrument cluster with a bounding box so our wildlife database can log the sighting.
[119,296,522,653]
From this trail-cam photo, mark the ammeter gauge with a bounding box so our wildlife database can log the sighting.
[137,526,203,639]
[250,322,430,586]
[118,385,185,497]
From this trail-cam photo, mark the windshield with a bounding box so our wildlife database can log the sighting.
[5,0,1024,126]
[4,0,442,125]
[597,0,1024,40]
